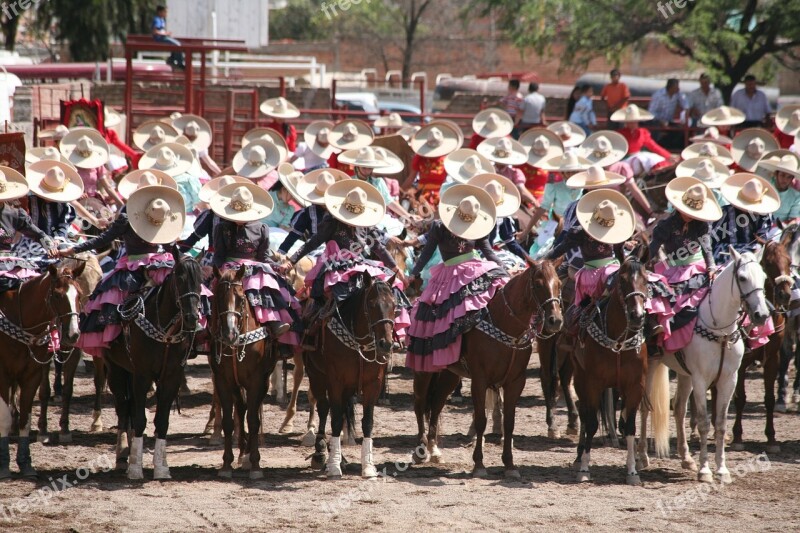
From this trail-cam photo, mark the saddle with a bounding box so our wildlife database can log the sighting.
[300,298,335,351]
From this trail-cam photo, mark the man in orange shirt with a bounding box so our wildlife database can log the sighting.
[600,69,630,130]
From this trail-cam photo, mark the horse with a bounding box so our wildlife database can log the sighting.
[537,332,579,439]
[731,241,793,452]
[641,247,769,483]
[104,246,203,480]
[411,260,562,478]
[305,272,398,479]
[0,263,84,479]
[777,223,800,410]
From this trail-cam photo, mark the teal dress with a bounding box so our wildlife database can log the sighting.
[173,172,202,213]
[262,191,297,228]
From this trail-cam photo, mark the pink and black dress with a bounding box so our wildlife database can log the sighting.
[212,219,302,346]
[0,204,54,291]
[405,220,508,372]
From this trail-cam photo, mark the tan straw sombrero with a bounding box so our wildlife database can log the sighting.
[39,124,70,141]
[172,114,212,151]
[127,185,186,244]
[610,104,654,123]
[210,182,275,223]
[665,176,723,222]
[756,150,800,179]
[477,137,527,166]
[700,106,746,127]
[427,119,465,147]
[540,151,593,172]
[104,107,122,129]
[296,168,351,205]
[26,146,73,167]
[775,105,800,137]
[173,136,206,177]
[324,180,386,228]
[579,131,628,167]
[410,123,461,158]
[277,162,310,207]
[444,149,495,183]
[0,166,28,202]
[472,108,514,139]
[690,126,732,145]
[60,128,109,169]
[467,173,520,218]
[372,147,404,175]
[520,129,564,167]
[232,140,282,179]
[576,189,635,244]
[304,120,338,159]
[337,146,391,169]
[27,160,84,203]
[397,125,420,142]
[139,142,194,177]
[675,157,730,189]
[118,169,178,200]
[260,97,300,119]
[328,120,374,151]
[720,173,780,215]
[547,121,586,148]
[731,129,779,172]
[566,165,626,190]
[681,142,734,166]
[438,184,497,240]
[197,175,249,204]
[374,113,408,129]
[132,120,179,151]
[242,127,290,161]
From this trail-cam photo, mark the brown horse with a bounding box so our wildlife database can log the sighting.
[731,241,793,452]
[210,265,279,479]
[537,332,579,439]
[571,246,650,485]
[0,263,84,479]
[411,260,562,478]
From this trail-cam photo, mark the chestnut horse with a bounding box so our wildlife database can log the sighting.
[412,260,562,478]
[0,263,84,479]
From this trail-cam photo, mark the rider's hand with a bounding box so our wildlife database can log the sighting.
[56,246,75,258]
[708,266,718,281]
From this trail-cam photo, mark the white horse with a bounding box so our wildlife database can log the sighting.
[639,247,769,483]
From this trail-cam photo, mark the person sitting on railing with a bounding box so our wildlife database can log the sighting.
[611,105,676,176]
[260,97,300,152]
[152,5,185,71]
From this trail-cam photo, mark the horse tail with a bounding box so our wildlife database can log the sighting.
[344,395,357,438]
[599,388,619,447]
[650,360,671,458]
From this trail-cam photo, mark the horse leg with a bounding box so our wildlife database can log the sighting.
[561,358,579,436]
[0,379,11,480]
[91,357,107,433]
[105,359,132,471]
[713,371,737,484]
[279,350,304,434]
[16,375,39,478]
[427,371,460,464]
[412,372,433,464]
[539,338,558,438]
[271,360,286,405]
[576,397,599,483]
[501,375,525,479]
[621,392,642,485]
[763,343,780,453]
[208,380,223,445]
[731,363,747,451]
[489,388,503,436]
[246,377,268,480]
[129,374,152,481]
[470,376,489,478]
[304,385,318,445]
[326,396,344,479]
[691,376,713,483]
[312,389,329,469]
[37,362,51,443]
[59,350,81,443]
[674,374,696,471]
[152,372,181,480]
[360,375,381,479]
[233,386,248,469]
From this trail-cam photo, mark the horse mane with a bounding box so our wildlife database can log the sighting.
[764,240,789,267]
[172,254,202,288]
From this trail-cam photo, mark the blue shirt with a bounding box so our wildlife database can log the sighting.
[569,95,596,126]
[152,16,166,32]
[711,204,772,264]
[648,88,686,123]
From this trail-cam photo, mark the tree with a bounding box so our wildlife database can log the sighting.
[475,0,800,102]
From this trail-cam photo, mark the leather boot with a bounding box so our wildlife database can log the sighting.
[268,321,290,338]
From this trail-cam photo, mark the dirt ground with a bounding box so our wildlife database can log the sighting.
[1,352,799,533]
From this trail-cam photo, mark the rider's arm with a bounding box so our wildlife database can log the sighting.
[54,203,76,239]
[14,207,54,249]
[278,208,309,254]
[289,216,334,265]
[180,209,213,249]
[498,217,529,260]
[476,236,508,274]
[72,212,128,253]
[410,223,442,277]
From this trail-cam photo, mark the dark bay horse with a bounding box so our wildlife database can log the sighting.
[0,263,83,479]
[412,260,563,478]
[105,246,202,480]
[305,272,397,479]
[210,265,279,480]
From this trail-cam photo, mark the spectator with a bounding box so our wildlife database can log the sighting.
[566,85,581,120]
[152,5,184,70]
[600,69,630,129]
[688,73,723,126]
[648,78,685,150]
[730,74,773,128]
[516,82,547,132]
[499,79,523,137]
[568,84,596,135]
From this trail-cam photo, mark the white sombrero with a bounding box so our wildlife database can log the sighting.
[296,168,351,205]
[199,175,250,204]
[681,142,734,166]
[328,120,374,151]
[700,106,746,127]
[467,173,520,218]
[0,166,28,201]
[756,150,800,179]
[566,164,626,190]
[540,151,593,172]
[472,108,514,139]
[610,104,654,123]
[241,127,290,161]
[337,146,391,169]
[444,149,495,183]
[132,120,180,151]
[260,97,300,119]
[547,121,586,148]
[372,147,404,175]
[39,124,70,141]
[171,114,212,151]
[374,113,408,129]
[104,107,122,129]
[720,173,780,215]
[731,129,779,172]
[520,129,564,167]
[579,131,628,167]
[118,169,178,200]
[675,157,730,189]
[324,180,386,228]
[666,176,723,222]
[410,123,461,158]
[173,136,206,177]
[127,185,186,244]
[477,137,527,166]
[277,162,310,207]
[60,129,110,169]
[26,146,73,167]
[232,140,282,179]
[139,143,194,177]
[427,119,465,147]
[775,105,800,137]
[690,126,732,145]
[26,160,84,203]
[576,189,635,244]
[438,184,496,240]
[210,182,275,223]
[397,125,421,142]
[304,120,338,159]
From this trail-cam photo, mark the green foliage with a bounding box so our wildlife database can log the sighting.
[269,0,326,41]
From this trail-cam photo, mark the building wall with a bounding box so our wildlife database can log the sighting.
[167,0,269,48]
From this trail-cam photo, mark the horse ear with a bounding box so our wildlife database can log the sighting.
[47,263,58,279]
[386,273,397,288]
[754,244,765,263]
[72,260,86,278]
[525,255,538,269]
[171,243,182,261]
[728,245,741,262]
[212,265,222,279]
[235,264,247,281]
[635,242,649,263]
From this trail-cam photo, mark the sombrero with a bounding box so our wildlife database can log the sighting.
[690,126,732,145]
[104,107,122,129]
[324,180,386,228]
[327,120,374,151]
[665,176,723,222]
[242,127,290,161]
[410,123,460,158]
[756,150,800,179]
[372,147,405,175]
[277,162,310,207]
[438,184,496,240]
[295,168,351,205]
[477,137,527,166]
[337,146,391,169]
[260,97,300,119]
[681,142,734,166]
[520,129,564,167]
[576,189,635,244]
[173,136,206,177]
[675,157,730,189]
[566,165,626,190]
[547,121,586,148]
[26,146,73,167]
[38,124,70,141]
[731,129,779,172]
[444,149,495,183]
[610,104,654,123]
[374,113,408,129]
[138,142,194,177]
[427,119,465,147]
[60,128,109,169]
[579,131,628,167]
[700,106,746,127]
[775,105,800,137]
[304,120,338,159]
[118,169,178,200]
[0,166,28,201]
[26,160,84,203]
[132,120,179,151]
[171,114,212,151]
[127,185,186,244]
[397,125,420,142]
[467,173,520,218]
[472,108,514,139]
[720,173,780,215]
[232,140,282,179]
[539,151,593,172]
[210,182,275,223]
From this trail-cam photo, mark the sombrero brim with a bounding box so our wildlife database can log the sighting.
[579,131,629,167]
[127,186,186,244]
[25,148,73,167]
[60,129,110,169]
[198,175,249,203]
[689,133,733,145]
[665,177,723,222]
[118,169,178,200]
[410,124,461,158]
[323,180,386,228]
[259,98,300,119]
[476,139,527,166]
[210,182,275,222]
[132,121,180,151]
[609,106,655,122]
[232,141,282,178]
[539,153,593,173]
[0,166,30,201]
[295,168,352,205]
[565,169,627,190]
[731,130,779,171]
[337,149,392,169]
[757,160,800,179]
[304,121,338,159]
[27,161,84,202]
[278,168,310,207]
[444,149,495,183]
[547,122,587,147]
[680,145,734,166]
[472,109,514,139]
[576,189,635,244]
[242,128,289,158]
[775,106,800,136]
[438,184,496,240]
[700,107,746,127]
[720,173,781,215]
[467,173,521,218]
[139,143,195,177]
[327,121,375,151]
[675,158,729,189]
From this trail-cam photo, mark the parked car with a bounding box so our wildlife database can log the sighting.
[377,101,429,124]
[333,92,380,122]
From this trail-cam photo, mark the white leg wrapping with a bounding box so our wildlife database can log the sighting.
[153,438,171,480]
[361,437,377,478]
[326,436,343,478]
[127,436,144,480]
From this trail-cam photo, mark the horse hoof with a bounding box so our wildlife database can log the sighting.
[344,435,357,447]
[429,451,443,464]
[311,454,327,471]
[730,442,745,452]
[90,422,104,433]
[208,435,223,446]
[0,468,10,480]
[115,460,128,471]
[249,469,264,480]
[59,432,73,444]
[217,468,232,479]
[766,444,781,454]
[697,471,713,483]
[775,402,787,414]
[326,464,343,479]
[681,459,697,472]
[636,456,650,471]
[127,465,144,480]
[37,434,50,444]
[300,429,317,447]
[472,467,488,479]
[792,391,800,405]
[278,423,294,434]
[362,465,378,479]
[566,426,579,436]
[547,428,561,439]
[505,469,521,480]
[412,449,428,465]
[626,474,641,486]
[153,467,171,480]
[576,471,591,483]
[239,456,251,470]
[718,471,732,484]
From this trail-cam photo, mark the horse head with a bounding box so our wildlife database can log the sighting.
[729,246,769,326]
[214,265,247,347]
[47,262,85,347]
[761,241,793,312]
[780,223,800,276]
[360,273,397,359]
[171,244,203,335]
[616,244,649,330]
[525,257,563,334]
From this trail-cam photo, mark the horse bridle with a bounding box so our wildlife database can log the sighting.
[172,256,202,336]
[705,256,764,330]
[214,279,251,360]
[349,279,396,363]
[500,265,561,340]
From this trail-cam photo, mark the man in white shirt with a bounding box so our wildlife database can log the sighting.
[730,74,772,128]
[516,82,547,132]
[688,73,723,126]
